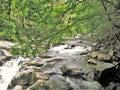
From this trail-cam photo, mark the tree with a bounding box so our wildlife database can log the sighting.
[0,0,119,57]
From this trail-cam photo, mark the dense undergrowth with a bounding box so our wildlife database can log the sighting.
[0,0,119,57]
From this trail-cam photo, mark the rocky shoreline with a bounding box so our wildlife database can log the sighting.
[0,39,119,90]
[7,40,102,90]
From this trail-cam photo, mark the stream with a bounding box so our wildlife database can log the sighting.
[0,40,93,90]
[0,57,30,90]
[0,40,115,90]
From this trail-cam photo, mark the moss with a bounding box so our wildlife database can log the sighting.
[87,59,97,65]
[109,49,114,56]
[28,82,49,90]
[25,62,43,67]
[89,52,99,59]
[46,58,63,63]
[43,63,54,69]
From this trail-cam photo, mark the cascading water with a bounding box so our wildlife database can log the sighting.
[0,57,29,90]
[50,45,92,54]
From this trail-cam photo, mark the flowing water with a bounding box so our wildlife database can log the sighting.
[0,41,92,90]
[50,44,92,54]
[0,57,29,90]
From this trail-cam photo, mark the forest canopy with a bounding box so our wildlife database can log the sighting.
[0,0,118,57]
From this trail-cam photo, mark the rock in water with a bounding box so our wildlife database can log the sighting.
[97,63,120,87]
[87,59,97,65]
[27,75,73,90]
[45,75,73,90]
[89,52,99,59]
[60,65,86,79]
[8,70,38,89]
[78,81,102,90]
[12,85,23,90]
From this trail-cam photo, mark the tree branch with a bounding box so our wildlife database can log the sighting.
[48,11,120,40]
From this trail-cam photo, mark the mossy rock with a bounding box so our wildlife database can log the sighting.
[89,52,99,59]
[46,58,63,63]
[27,75,72,90]
[25,62,43,67]
[87,59,97,65]
[99,47,108,54]
[26,80,48,90]
[60,65,85,78]
[109,49,114,57]
[45,75,72,90]
[8,70,38,89]
[97,54,111,61]
[43,63,54,69]
[80,50,90,55]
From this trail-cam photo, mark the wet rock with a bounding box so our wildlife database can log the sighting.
[46,58,63,63]
[0,49,12,65]
[104,82,120,90]
[87,59,97,65]
[26,80,46,90]
[80,50,90,55]
[23,60,43,67]
[0,56,6,65]
[8,64,49,90]
[64,46,72,49]
[89,52,99,59]
[97,63,120,87]
[12,85,23,90]
[115,52,120,60]
[27,75,73,90]
[20,60,44,71]
[42,63,55,69]
[108,49,114,57]
[0,49,12,57]
[36,71,48,80]
[0,41,16,50]
[21,66,49,80]
[8,70,38,89]
[92,42,97,47]
[60,65,86,79]
[78,81,102,90]
[65,77,81,90]
[97,54,111,62]
[97,54,105,61]
[45,75,73,90]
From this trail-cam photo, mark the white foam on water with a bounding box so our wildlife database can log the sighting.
[0,43,92,90]
[0,57,29,90]
[50,45,68,51]
[50,45,92,54]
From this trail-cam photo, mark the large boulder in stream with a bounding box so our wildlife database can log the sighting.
[26,75,102,90]
[27,75,72,90]
[8,70,38,89]
[97,62,120,87]
[60,65,86,80]
[8,66,48,90]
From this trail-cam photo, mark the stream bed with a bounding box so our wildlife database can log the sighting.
[0,40,115,90]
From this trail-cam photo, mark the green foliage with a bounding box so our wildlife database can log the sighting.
[0,0,116,57]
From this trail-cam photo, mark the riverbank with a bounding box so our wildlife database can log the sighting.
[0,35,119,90]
